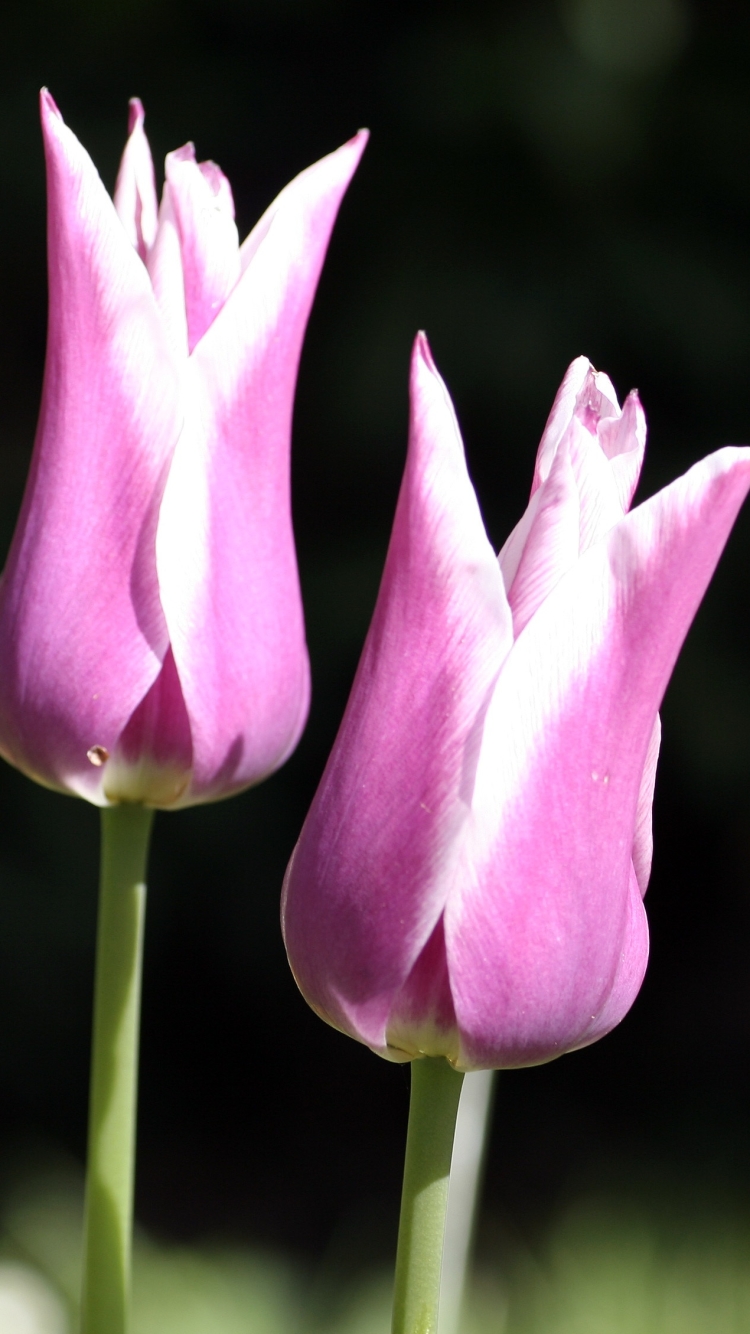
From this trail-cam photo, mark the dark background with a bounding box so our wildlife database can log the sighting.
[0,0,749,1278]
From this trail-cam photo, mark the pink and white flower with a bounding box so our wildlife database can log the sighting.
[0,94,366,807]
[282,334,750,1070]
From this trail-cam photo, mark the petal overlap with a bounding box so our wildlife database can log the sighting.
[114,98,158,260]
[165,145,241,351]
[157,130,369,800]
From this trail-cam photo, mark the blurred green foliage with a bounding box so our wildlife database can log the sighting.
[6,1170,750,1332]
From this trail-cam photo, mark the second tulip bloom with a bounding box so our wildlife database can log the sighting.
[283,336,750,1070]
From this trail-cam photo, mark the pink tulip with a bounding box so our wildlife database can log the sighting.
[0,93,366,808]
[282,334,750,1070]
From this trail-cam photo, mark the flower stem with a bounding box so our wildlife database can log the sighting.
[80,805,154,1334]
[392,1057,465,1334]
[438,1070,496,1334]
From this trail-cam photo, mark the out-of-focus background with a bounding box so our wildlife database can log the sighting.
[0,0,750,1328]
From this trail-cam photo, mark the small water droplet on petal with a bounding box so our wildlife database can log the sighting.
[87,745,110,767]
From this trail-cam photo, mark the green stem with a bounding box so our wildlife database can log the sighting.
[392,1057,465,1334]
[80,805,154,1334]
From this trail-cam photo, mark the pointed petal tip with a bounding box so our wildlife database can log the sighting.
[722,444,750,482]
[622,387,643,416]
[333,127,369,175]
[350,127,369,152]
[325,128,368,175]
[127,97,145,133]
[623,388,646,431]
[408,334,468,474]
[410,332,451,408]
[413,329,434,371]
[40,88,62,122]
[410,334,458,416]
[166,142,197,169]
[567,354,595,387]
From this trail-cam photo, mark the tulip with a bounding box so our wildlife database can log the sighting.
[0,92,367,809]
[0,93,367,1334]
[282,334,750,1072]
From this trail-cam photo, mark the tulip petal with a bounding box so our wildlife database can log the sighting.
[147,184,189,359]
[506,444,580,636]
[530,355,591,497]
[501,363,645,601]
[103,647,193,806]
[282,335,514,1056]
[113,98,158,262]
[386,913,459,1062]
[156,130,369,803]
[569,377,647,549]
[600,389,647,512]
[566,410,627,550]
[446,445,750,1069]
[166,145,240,352]
[0,92,180,802]
[498,360,593,595]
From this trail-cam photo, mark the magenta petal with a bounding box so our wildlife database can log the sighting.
[113,98,158,262]
[282,335,514,1056]
[0,92,181,802]
[156,130,369,804]
[445,446,750,1069]
[166,145,240,351]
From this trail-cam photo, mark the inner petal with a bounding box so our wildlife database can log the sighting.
[386,914,460,1062]
[146,184,189,359]
[104,646,193,806]
[506,446,580,637]
[165,144,241,352]
[113,98,159,262]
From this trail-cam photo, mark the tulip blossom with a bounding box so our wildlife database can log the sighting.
[282,334,750,1071]
[0,92,366,808]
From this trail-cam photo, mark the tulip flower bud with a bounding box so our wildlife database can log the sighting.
[283,334,750,1070]
[0,93,367,808]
